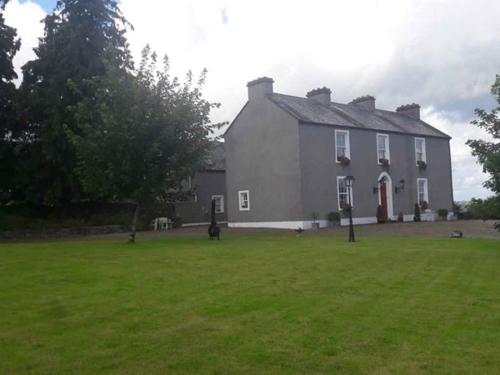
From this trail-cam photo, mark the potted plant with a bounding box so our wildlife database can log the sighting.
[437,208,448,220]
[376,205,386,223]
[337,155,350,166]
[413,203,421,222]
[327,211,341,227]
[311,212,320,229]
[421,201,430,212]
[417,160,427,170]
[379,158,389,167]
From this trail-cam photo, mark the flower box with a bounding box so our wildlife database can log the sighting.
[337,155,350,166]
[417,160,427,169]
[379,158,390,167]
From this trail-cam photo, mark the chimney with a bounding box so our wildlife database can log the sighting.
[306,87,332,105]
[247,77,274,101]
[396,103,420,119]
[349,95,376,111]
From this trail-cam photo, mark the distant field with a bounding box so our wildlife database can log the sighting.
[0,237,499,374]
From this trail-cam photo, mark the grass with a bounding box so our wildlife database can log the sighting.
[0,236,499,374]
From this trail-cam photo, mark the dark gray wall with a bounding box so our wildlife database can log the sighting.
[225,96,303,223]
[176,170,227,224]
[298,123,454,220]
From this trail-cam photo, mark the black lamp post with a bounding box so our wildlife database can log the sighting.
[345,175,355,243]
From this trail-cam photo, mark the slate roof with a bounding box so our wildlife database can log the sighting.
[268,93,450,139]
[202,141,225,171]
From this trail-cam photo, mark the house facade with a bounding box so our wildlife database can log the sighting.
[224,77,453,229]
[175,142,227,226]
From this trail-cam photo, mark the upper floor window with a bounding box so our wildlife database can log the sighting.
[415,137,426,163]
[238,190,250,211]
[377,134,390,164]
[337,176,353,210]
[335,130,350,162]
[417,178,428,206]
[212,195,224,213]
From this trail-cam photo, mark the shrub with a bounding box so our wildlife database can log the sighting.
[376,205,386,224]
[414,203,421,222]
[398,212,404,222]
[172,216,183,229]
[466,197,500,220]
[327,212,341,222]
[437,208,448,220]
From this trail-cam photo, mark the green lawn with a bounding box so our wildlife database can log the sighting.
[0,237,499,374]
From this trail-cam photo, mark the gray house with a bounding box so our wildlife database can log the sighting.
[175,142,227,226]
[224,77,453,228]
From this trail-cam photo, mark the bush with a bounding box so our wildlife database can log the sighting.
[437,208,448,220]
[414,203,421,222]
[172,216,183,229]
[398,212,404,222]
[327,212,341,222]
[466,197,500,220]
[376,205,386,224]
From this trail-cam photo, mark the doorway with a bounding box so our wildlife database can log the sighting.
[378,172,394,220]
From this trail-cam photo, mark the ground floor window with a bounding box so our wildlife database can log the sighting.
[212,195,224,213]
[238,190,250,211]
[337,176,353,210]
[417,178,429,206]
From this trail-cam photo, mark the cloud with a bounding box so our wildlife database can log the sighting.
[421,107,494,200]
[3,0,46,82]
[5,0,500,200]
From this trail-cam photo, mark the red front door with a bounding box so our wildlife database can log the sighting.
[380,182,388,220]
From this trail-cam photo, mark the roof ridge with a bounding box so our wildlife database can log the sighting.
[376,109,451,139]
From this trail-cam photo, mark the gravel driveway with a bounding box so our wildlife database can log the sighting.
[90,219,499,241]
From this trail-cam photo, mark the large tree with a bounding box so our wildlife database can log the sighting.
[18,0,132,205]
[467,75,500,194]
[0,0,21,202]
[69,47,222,242]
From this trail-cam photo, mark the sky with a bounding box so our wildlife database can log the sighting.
[4,0,500,201]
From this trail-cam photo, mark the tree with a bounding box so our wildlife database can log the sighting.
[0,0,21,202]
[18,0,132,205]
[69,47,222,242]
[467,75,500,194]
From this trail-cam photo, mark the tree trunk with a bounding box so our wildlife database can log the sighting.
[129,203,140,243]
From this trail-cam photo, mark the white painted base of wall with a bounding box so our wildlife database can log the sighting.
[182,221,227,227]
[340,217,377,226]
[228,220,329,230]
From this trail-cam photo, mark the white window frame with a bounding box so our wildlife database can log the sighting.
[335,129,351,163]
[238,190,250,211]
[211,195,224,214]
[376,133,390,164]
[415,137,427,164]
[336,176,354,211]
[417,178,429,206]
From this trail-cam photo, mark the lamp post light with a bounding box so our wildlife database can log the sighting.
[345,175,355,243]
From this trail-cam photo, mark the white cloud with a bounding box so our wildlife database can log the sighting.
[422,107,494,201]
[4,0,500,200]
[3,0,46,82]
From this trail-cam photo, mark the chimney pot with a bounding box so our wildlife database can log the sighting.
[247,77,274,100]
[396,103,420,119]
[306,87,332,105]
[349,95,376,111]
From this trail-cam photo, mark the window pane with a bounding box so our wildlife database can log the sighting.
[337,133,345,147]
